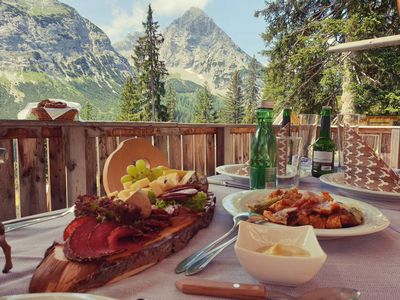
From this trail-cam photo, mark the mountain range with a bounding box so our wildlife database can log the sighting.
[0,1,260,120]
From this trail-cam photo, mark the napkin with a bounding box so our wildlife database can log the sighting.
[17,100,81,120]
[276,124,290,176]
[343,126,400,193]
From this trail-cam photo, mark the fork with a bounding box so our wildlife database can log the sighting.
[4,206,75,233]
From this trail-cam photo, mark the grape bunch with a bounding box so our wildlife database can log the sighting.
[120,159,165,184]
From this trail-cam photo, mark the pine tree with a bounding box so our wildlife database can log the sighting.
[193,83,218,123]
[242,57,260,124]
[81,101,94,120]
[223,71,244,124]
[118,76,142,121]
[165,83,177,121]
[132,4,168,121]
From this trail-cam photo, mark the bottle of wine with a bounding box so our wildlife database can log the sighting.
[311,106,335,177]
[282,107,291,136]
[250,101,276,189]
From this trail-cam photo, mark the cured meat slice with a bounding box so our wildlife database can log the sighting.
[63,216,95,241]
[63,217,98,261]
[88,222,119,257]
[107,226,144,251]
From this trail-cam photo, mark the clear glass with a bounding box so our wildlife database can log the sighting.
[276,136,302,188]
[335,114,360,171]
[298,114,319,174]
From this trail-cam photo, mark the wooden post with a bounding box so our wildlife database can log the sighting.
[205,134,216,176]
[169,135,182,170]
[0,140,16,221]
[85,136,98,196]
[18,138,47,217]
[98,137,117,196]
[64,127,87,206]
[48,137,67,210]
[216,127,233,166]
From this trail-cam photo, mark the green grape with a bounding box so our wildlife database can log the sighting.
[148,172,156,182]
[142,168,150,177]
[126,165,138,178]
[120,174,133,184]
[151,167,163,179]
[136,159,146,172]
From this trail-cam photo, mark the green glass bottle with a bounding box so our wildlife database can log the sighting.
[311,106,335,177]
[282,107,291,136]
[250,101,276,189]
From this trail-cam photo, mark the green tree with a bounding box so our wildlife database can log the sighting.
[243,57,260,124]
[165,83,177,121]
[193,83,218,123]
[118,76,142,121]
[256,0,400,116]
[81,101,94,120]
[223,70,244,124]
[132,4,168,121]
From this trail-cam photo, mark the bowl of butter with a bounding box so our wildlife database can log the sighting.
[234,222,326,286]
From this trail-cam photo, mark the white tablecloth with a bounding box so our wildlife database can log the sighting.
[1,176,400,299]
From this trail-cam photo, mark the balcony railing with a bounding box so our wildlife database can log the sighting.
[0,120,399,221]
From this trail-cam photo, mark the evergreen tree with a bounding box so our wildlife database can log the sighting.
[81,101,94,120]
[118,76,142,121]
[193,83,218,123]
[132,4,168,121]
[243,57,260,124]
[223,71,244,124]
[256,1,400,115]
[165,83,177,121]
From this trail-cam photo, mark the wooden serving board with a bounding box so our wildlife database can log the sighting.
[29,195,216,293]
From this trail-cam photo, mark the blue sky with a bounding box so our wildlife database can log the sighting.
[60,0,267,63]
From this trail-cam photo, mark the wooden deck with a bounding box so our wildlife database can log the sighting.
[0,120,399,221]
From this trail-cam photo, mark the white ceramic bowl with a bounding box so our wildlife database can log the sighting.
[234,222,327,286]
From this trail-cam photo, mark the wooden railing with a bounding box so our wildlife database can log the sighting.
[0,120,399,221]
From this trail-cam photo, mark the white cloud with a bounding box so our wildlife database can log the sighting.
[102,3,147,42]
[101,0,211,42]
[152,0,210,16]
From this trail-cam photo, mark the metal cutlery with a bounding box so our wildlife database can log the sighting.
[175,212,253,274]
[208,178,250,190]
[176,278,361,300]
[185,235,237,275]
[4,206,75,233]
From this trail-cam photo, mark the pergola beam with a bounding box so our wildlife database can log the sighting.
[327,34,400,53]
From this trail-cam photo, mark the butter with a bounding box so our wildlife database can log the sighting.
[256,243,310,257]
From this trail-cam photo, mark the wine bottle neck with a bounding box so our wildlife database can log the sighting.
[319,115,331,138]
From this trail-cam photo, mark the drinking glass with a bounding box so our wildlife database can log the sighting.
[276,136,302,188]
[298,114,319,173]
[335,114,360,170]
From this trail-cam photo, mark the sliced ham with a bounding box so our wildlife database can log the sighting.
[88,222,119,257]
[63,216,95,241]
[63,216,98,261]
[107,226,144,251]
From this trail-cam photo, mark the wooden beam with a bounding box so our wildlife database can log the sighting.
[327,35,400,53]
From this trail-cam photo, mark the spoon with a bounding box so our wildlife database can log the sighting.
[175,212,251,273]
[176,278,361,300]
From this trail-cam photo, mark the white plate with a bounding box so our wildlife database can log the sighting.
[222,189,390,239]
[320,173,400,201]
[0,293,114,300]
[216,164,308,185]
[216,164,249,184]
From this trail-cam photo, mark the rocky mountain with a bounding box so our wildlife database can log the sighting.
[114,7,258,93]
[0,0,131,119]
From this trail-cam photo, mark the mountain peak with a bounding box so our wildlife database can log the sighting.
[183,7,208,18]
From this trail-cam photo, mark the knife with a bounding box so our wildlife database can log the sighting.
[175,278,361,300]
